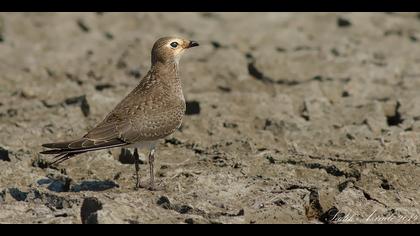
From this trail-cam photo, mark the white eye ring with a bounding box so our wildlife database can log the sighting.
[170,42,179,48]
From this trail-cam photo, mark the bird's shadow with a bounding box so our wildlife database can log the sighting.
[70,180,119,192]
[37,179,119,193]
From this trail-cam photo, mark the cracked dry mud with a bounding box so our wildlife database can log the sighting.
[0,13,419,224]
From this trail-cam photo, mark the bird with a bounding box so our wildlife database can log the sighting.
[40,36,199,190]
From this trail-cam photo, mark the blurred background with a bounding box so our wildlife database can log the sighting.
[0,12,419,224]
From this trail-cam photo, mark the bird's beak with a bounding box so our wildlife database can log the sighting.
[187,40,199,48]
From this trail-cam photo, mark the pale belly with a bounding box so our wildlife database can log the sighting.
[125,140,157,150]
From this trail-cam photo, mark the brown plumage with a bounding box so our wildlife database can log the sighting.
[40,37,199,190]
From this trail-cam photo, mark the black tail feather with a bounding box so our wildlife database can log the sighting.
[49,151,86,166]
[40,138,127,165]
[40,149,65,155]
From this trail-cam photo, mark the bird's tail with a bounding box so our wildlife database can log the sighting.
[40,137,126,165]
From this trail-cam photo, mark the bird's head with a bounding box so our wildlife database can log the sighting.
[151,37,199,65]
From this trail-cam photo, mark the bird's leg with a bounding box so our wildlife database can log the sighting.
[136,146,162,191]
[148,147,156,190]
[134,148,140,189]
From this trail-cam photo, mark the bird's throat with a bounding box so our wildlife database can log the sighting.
[152,60,179,78]
[151,60,183,97]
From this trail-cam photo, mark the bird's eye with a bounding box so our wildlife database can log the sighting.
[170,42,178,48]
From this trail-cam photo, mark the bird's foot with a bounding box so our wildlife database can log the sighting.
[135,180,165,191]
